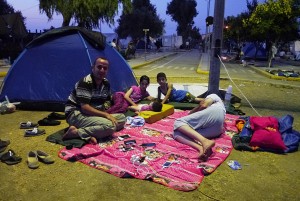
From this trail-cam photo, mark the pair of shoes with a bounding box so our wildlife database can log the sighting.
[38,118,61,126]
[20,121,39,129]
[0,139,10,153]
[48,112,66,120]
[0,149,22,165]
[24,128,46,137]
[27,150,55,169]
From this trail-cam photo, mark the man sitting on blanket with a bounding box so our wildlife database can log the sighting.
[173,94,226,161]
[63,57,126,144]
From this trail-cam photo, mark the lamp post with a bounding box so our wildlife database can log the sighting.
[205,0,211,53]
[143,29,149,60]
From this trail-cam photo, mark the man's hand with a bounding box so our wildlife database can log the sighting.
[105,113,117,126]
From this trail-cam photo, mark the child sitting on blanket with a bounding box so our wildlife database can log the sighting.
[106,75,155,114]
[156,72,203,104]
[128,99,163,113]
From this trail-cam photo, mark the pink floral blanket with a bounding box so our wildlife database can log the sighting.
[58,111,239,191]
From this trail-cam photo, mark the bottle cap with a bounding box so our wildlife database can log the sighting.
[227,85,232,94]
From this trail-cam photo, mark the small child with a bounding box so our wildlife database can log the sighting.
[128,99,163,113]
[156,72,203,104]
[106,75,155,114]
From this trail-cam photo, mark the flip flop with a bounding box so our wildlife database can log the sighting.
[0,149,22,165]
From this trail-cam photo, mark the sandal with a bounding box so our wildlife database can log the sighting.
[38,118,61,126]
[0,149,22,165]
[20,121,39,129]
[24,128,46,137]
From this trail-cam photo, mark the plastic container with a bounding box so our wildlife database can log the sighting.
[224,85,232,111]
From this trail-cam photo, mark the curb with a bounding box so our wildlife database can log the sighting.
[196,60,300,82]
[131,53,177,69]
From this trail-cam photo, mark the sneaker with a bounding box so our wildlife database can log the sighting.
[24,128,46,137]
[20,121,39,129]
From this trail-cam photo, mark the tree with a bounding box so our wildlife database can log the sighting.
[245,0,299,43]
[166,0,198,40]
[0,0,27,60]
[115,0,165,39]
[224,0,259,45]
[39,0,132,29]
[0,0,15,15]
[244,0,299,64]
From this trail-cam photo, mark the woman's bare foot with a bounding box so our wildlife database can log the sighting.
[62,126,79,140]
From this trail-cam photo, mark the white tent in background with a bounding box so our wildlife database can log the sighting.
[162,35,182,48]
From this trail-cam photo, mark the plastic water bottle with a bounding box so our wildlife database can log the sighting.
[224,85,232,111]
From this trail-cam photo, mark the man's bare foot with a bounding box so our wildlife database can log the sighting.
[199,140,215,161]
[89,137,98,144]
[62,126,79,140]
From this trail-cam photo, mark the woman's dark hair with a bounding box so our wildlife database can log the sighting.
[140,75,150,84]
[156,72,166,80]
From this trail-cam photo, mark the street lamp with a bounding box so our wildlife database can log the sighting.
[205,0,211,53]
[143,29,149,60]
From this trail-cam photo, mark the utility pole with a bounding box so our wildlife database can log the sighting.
[207,0,225,95]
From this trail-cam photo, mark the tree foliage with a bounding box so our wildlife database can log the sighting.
[115,0,165,39]
[224,0,259,44]
[39,0,132,29]
[0,0,15,15]
[166,0,198,40]
[224,0,299,55]
[244,0,299,43]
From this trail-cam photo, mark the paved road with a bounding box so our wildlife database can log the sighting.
[133,50,201,78]
[129,49,300,88]
[132,49,269,81]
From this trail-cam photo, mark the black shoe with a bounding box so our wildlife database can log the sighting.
[38,118,61,126]
[47,112,66,120]
[0,149,22,165]
[0,139,10,153]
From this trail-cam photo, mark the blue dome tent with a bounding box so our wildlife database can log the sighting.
[0,27,137,111]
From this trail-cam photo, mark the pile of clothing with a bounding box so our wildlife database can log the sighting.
[232,114,300,153]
